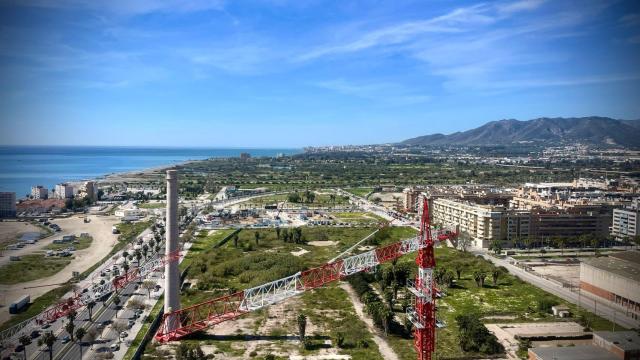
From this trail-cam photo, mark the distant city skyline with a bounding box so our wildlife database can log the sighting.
[1,0,639,147]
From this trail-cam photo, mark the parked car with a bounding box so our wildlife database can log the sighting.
[61,335,70,344]
[110,343,120,352]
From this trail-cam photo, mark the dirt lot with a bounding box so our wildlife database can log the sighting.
[0,221,48,248]
[530,264,581,286]
[0,214,120,325]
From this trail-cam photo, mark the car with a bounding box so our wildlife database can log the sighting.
[61,335,70,344]
[30,330,40,339]
[120,331,128,339]
[109,343,120,352]
[128,319,135,328]
[41,322,51,330]
[14,345,24,353]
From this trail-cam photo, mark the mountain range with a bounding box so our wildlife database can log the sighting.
[400,117,640,148]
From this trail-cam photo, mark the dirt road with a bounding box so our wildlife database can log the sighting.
[340,283,399,360]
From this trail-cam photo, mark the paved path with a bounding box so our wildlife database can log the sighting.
[477,251,640,329]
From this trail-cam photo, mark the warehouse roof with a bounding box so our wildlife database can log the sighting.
[529,345,616,360]
[594,331,640,352]
[582,250,640,282]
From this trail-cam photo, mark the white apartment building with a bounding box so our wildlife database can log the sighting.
[611,207,639,241]
[431,198,529,248]
[54,183,74,199]
[31,185,48,199]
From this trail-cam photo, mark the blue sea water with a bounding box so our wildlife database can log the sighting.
[0,146,301,197]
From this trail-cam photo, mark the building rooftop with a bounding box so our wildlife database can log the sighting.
[529,345,616,360]
[583,250,640,282]
[594,331,640,351]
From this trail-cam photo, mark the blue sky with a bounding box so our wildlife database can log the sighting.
[1,0,639,147]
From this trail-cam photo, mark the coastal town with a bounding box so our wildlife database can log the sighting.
[0,142,638,360]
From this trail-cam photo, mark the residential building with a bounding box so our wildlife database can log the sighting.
[240,152,251,160]
[431,198,529,248]
[0,192,17,218]
[530,208,612,240]
[612,205,640,241]
[31,185,48,200]
[580,251,640,321]
[403,187,419,212]
[54,183,74,199]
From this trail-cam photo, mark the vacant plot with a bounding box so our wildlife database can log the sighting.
[45,234,93,251]
[155,226,417,358]
[332,212,385,224]
[378,247,624,360]
[137,202,166,209]
[344,188,373,198]
[0,221,49,247]
[0,254,72,284]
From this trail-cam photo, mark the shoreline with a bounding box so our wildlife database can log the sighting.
[5,147,302,199]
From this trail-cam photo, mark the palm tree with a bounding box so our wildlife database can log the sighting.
[18,334,30,359]
[87,301,96,322]
[113,295,121,317]
[134,249,142,266]
[75,327,87,358]
[233,233,239,248]
[65,320,75,341]
[41,331,56,360]
[523,236,533,254]
[591,236,600,255]
[297,313,307,342]
[553,237,567,256]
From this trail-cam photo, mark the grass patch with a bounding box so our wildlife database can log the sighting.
[0,254,72,284]
[382,246,625,360]
[344,187,373,198]
[137,202,165,209]
[44,235,93,251]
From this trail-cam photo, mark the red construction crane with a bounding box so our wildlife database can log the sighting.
[156,199,455,360]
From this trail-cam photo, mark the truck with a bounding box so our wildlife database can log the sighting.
[9,295,30,314]
[112,226,120,234]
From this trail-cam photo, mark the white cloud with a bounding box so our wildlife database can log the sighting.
[315,79,430,105]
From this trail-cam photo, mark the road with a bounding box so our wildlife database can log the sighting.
[477,251,640,329]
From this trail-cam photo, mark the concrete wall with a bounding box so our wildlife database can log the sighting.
[580,262,640,304]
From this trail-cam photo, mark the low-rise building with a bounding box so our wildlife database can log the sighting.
[31,185,48,200]
[0,192,17,218]
[580,251,640,321]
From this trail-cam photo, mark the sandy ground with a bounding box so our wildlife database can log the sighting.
[340,283,399,360]
[308,241,338,247]
[0,214,119,325]
[0,221,48,248]
[291,248,310,257]
[530,264,581,286]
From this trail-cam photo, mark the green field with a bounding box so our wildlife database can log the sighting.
[137,202,165,209]
[344,187,373,198]
[381,246,625,360]
[165,226,417,358]
[0,254,72,284]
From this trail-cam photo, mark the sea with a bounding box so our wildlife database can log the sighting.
[0,146,301,198]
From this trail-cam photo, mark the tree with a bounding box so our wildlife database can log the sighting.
[40,331,56,360]
[65,320,76,341]
[523,236,533,253]
[113,295,121,317]
[553,237,567,256]
[85,328,97,348]
[453,261,465,280]
[75,327,87,358]
[489,239,502,255]
[87,301,96,322]
[134,249,142,266]
[379,306,392,336]
[254,231,260,246]
[233,233,239,248]
[590,236,600,255]
[297,313,307,343]
[122,261,130,274]
[67,309,77,322]
[288,192,301,203]
[473,271,487,287]
[112,321,128,342]
[18,334,30,359]
[142,244,149,260]
[142,279,156,299]
[275,227,281,240]
[458,236,472,252]
[634,235,640,250]
[491,268,505,286]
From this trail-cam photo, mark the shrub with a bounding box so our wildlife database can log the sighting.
[537,297,558,313]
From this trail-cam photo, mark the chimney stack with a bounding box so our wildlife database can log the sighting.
[164,169,181,331]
